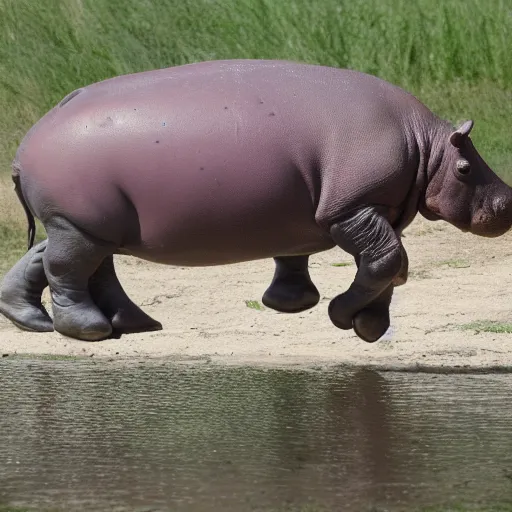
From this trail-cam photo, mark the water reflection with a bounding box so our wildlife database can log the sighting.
[0,360,511,511]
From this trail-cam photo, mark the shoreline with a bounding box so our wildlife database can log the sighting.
[1,217,511,373]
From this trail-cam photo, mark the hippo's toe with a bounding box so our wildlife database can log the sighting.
[352,306,390,343]
[0,296,54,333]
[51,299,113,342]
[110,307,162,335]
[327,294,353,330]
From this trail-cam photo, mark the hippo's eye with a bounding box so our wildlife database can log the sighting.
[456,159,471,176]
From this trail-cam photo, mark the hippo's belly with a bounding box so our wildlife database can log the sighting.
[120,147,335,266]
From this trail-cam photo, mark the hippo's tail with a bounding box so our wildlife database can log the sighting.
[11,161,36,251]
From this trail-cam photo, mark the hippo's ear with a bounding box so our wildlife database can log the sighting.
[449,120,474,148]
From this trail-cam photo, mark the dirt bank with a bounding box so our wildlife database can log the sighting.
[1,217,511,371]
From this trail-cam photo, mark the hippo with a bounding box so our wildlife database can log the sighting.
[1,59,511,342]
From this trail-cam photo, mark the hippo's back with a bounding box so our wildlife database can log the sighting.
[15,60,427,265]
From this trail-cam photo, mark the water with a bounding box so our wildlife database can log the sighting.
[0,358,511,512]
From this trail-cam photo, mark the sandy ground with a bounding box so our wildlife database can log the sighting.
[0,216,511,371]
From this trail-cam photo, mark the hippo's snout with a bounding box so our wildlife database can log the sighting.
[473,187,512,238]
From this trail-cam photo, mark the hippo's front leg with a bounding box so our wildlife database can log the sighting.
[349,245,407,342]
[327,206,405,341]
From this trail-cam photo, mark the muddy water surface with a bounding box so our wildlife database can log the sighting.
[1,358,512,512]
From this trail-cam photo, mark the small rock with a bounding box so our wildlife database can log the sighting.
[2,354,9,358]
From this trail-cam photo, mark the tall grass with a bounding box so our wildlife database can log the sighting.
[1,0,511,171]
[0,0,511,246]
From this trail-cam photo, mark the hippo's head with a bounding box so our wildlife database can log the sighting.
[420,120,512,237]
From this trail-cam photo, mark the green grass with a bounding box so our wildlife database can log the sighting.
[437,259,471,269]
[0,0,511,265]
[1,0,511,175]
[0,220,46,276]
[245,299,265,311]
[459,320,512,334]
[0,223,29,275]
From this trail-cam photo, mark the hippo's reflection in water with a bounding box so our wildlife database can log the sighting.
[0,360,511,512]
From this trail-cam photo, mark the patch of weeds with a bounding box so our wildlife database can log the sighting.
[245,299,265,311]
[331,262,352,267]
[437,259,471,269]
[459,320,512,334]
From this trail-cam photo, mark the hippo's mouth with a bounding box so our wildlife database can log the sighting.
[471,218,511,238]
[471,205,512,238]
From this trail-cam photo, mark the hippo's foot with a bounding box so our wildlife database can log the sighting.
[262,255,320,313]
[0,240,54,332]
[0,297,53,333]
[329,284,394,343]
[263,278,320,313]
[51,299,113,341]
[43,217,116,341]
[352,306,390,343]
[89,255,162,336]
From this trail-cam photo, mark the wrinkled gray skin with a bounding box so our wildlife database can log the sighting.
[1,59,511,342]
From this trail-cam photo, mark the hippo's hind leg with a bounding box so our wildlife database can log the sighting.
[89,255,162,335]
[43,216,116,341]
[0,239,54,332]
[262,255,320,313]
